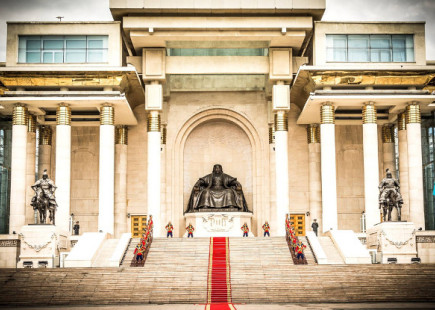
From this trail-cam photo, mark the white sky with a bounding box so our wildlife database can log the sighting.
[0,0,434,62]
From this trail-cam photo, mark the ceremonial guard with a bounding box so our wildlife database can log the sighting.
[295,241,306,262]
[134,244,144,262]
[166,222,174,238]
[241,222,249,237]
[186,223,195,238]
[262,221,270,237]
[73,221,80,235]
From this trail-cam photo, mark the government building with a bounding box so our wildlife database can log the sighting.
[0,0,435,307]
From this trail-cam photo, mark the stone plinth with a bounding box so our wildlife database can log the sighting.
[367,222,417,264]
[184,212,253,237]
[18,225,69,268]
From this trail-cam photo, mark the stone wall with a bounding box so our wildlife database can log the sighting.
[0,235,19,268]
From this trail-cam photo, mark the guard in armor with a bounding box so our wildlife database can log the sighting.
[186,223,195,238]
[166,222,174,238]
[262,221,270,237]
[241,223,249,237]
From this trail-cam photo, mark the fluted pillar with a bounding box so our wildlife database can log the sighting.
[98,105,115,234]
[38,126,52,178]
[55,105,71,232]
[9,105,28,233]
[398,112,410,221]
[25,115,37,224]
[406,103,425,228]
[362,103,380,229]
[274,111,289,236]
[382,125,396,177]
[320,103,338,232]
[269,125,276,235]
[114,125,127,238]
[307,124,322,234]
[147,111,161,237]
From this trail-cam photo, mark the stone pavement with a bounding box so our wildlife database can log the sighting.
[10,303,435,310]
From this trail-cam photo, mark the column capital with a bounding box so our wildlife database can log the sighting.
[147,111,161,132]
[320,103,334,124]
[274,110,288,131]
[115,125,128,145]
[39,126,52,145]
[100,104,115,125]
[27,114,36,133]
[13,105,28,126]
[381,125,395,143]
[398,112,407,131]
[362,102,377,124]
[307,124,320,143]
[56,105,71,125]
[406,103,421,124]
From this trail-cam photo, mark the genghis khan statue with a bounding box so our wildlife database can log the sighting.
[185,164,249,213]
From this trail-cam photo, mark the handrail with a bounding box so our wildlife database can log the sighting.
[130,217,154,267]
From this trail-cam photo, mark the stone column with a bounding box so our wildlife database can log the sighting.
[114,125,128,238]
[320,103,338,232]
[382,125,396,177]
[406,103,425,228]
[160,125,167,232]
[397,112,410,221]
[362,103,380,229]
[38,126,52,177]
[274,110,289,236]
[147,111,161,237]
[269,125,276,234]
[25,115,37,225]
[9,105,28,234]
[98,105,115,234]
[307,124,322,234]
[55,105,71,232]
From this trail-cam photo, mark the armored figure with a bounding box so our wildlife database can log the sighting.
[186,164,249,213]
[378,168,403,222]
[31,169,58,224]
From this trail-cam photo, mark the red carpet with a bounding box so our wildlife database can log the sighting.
[205,237,236,310]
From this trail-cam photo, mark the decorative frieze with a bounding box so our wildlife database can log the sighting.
[115,125,128,145]
[147,111,161,132]
[274,111,288,131]
[397,112,406,131]
[27,115,36,133]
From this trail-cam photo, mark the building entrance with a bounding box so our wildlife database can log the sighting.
[131,215,147,238]
[289,214,305,236]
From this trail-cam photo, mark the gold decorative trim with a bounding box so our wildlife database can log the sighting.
[274,111,288,131]
[307,124,320,143]
[161,126,167,145]
[269,126,275,144]
[320,103,334,124]
[27,114,36,133]
[56,105,71,125]
[115,126,128,145]
[382,125,395,143]
[39,126,52,146]
[397,113,407,131]
[12,105,28,126]
[100,105,115,125]
[406,103,421,124]
[147,111,161,132]
[362,103,377,124]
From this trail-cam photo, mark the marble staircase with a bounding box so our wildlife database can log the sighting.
[92,239,120,267]
[317,235,345,264]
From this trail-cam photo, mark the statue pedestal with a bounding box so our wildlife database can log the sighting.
[18,225,69,268]
[184,212,253,237]
[366,222,417,264]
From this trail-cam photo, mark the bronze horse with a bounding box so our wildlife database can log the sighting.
[379,190,402,222]
[33,189,55,224]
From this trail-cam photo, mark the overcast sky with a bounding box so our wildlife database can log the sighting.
[0,0,434,62]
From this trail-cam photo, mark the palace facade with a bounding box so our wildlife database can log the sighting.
[0,0,434,244]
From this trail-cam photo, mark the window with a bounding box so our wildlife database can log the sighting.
[326,34,414,63]
[18,35,108,64]
[167,48,269,56]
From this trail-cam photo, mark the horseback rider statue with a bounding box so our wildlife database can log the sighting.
[30,169,58,224]
[378,168,403,222]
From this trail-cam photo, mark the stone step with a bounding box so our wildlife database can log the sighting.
[317,236,345,264]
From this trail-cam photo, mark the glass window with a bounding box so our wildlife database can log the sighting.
[18,35,108,64]
[167,48,268,56]
[326,34,414,63]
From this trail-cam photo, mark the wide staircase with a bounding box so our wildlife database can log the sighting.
[1,237,435,306]
[317,235,345,264]
[91,239,120,267]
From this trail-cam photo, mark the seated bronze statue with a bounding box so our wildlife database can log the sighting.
[185,164,249,213]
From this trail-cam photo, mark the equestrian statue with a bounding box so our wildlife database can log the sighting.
[31,169,58,224]
[378,168,403,222]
